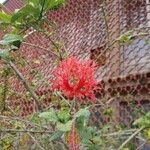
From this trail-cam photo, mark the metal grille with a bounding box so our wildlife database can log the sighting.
[0,0,150,134]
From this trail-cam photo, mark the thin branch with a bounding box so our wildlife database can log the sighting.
[23,42,59,57]
[23,30,36,39]
[95,29,150,62]
[7,106,19,116]
[136,140,147,150]
[54,91,71,107]
[0,115,49,130]
[101,2,110,43]
[50,143,55,150]
[28,133,46,150]
[37,28,63,60]
[8,60,42,111]
[102,129,138,137]
[118,127,145,150]
[0,129,53,134]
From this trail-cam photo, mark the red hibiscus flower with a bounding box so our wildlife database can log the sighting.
[51,56,98,102]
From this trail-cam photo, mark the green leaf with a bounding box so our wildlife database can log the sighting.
[11,9,24,23]
[103,108,113,116]
[76,108,90,130]
[133,112,150,127]
[44,0,65,11]
[10,45,19,50]
[118,31,133,44]
[57,109,71,123]
[100,125,110,134]
[92,136,102,144]
[50,131,63,141]
[0,11,11,23]
[29,112,41,124]
[79,127,97,143]
[39,109,58,122]
[0,49,10,60]
[0,34,23,45]
[87,144,101,150]
[11,5,40,23]
[80,130,93,143]
[56,120,72,132]
[0,11,11,29]
[76,108,90,118]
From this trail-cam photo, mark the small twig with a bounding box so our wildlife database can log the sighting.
[101,2,110,43]
[7,106,19,116]
[54,91,71,107]
[0,129,53,134]
[118,127,145,150]
[88,97,115,109]
[136,140,147,150]
[95,29,150,62]
[23,42,59,57]
[23,30,36,39]
[37,28,63,61]
[106,97,116,105]
[0,115,49,130]
[50,143,55,150]
[8,60,42,111]
[102,129,138,137]
[28,133,46,150]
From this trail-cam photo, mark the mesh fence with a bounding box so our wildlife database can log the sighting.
[0,0,150,148]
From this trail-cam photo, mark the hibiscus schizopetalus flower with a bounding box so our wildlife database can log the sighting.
[51,56,98,102]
